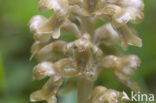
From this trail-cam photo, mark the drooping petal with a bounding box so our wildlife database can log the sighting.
[30,41,40,60]
[47,13,68,39]
[63,19,81,38]
[94,23,119,46]
[115,25,142,50]
[30,76,63,103]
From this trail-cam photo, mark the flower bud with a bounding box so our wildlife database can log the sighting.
[33,61,56,80]
[29,15,51,42]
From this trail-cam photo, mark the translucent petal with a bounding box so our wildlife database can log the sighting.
[30,90,45,102]
[118,0,144,10]
[38,0,69,12]
[54,58,79,78]
[112,10,132,28]
[36,41,66,61]
[94,23,119,46]
[29,15,48,33]
[30,41,40,60]
[29,15,52,42]
[116,25,142,50]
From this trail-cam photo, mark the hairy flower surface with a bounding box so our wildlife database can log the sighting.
[29,0,144,103]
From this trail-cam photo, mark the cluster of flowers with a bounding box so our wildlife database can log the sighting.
[29,0,144,103]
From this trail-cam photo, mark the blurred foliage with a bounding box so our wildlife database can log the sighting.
[0,0,156,103]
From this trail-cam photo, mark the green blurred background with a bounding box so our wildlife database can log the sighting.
[0,0,156,103]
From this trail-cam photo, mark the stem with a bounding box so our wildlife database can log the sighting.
[81,16,95,35]
[77,77,94,103]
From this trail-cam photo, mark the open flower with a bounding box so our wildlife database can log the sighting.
[65,33,102,55]
[111,0,144,27]
[101,55,141,91]
[30,76,63,103]
[112,7,144,28]
[34,41,67,62]
[29,13,68,41]
[91,86,129,103]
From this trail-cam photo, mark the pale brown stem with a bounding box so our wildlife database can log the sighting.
[77,77,94,103]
